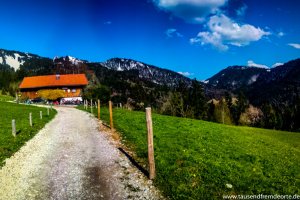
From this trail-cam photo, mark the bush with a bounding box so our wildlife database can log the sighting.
[239,105,263,126]
[37,89,65,100]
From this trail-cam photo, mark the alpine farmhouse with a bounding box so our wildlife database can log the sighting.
[19,74,88,103]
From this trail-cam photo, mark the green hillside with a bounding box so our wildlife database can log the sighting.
[79,105,300,199]
[0,101,56,166]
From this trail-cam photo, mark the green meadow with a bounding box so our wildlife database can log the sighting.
[0,101,56,167]
[80,105,300,199]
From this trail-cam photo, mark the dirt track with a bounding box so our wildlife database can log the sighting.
[0,107,163,200]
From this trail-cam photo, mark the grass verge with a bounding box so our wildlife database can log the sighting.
[78,105,300,199]
[0,102,57,167]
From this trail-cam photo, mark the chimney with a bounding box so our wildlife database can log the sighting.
[56,74,60,80]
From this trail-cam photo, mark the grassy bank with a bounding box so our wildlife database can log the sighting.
[0,102,57,166]
[78,105,300,199]
[0,94,14,102]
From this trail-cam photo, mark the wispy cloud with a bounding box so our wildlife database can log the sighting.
[247,60,269,69]
[190,14,270,51]
[153,0,227,23]
[104,21,112,25]
[165,28,183,38]
[178,71,194,77]
[236,4,247,17]
[277,31,285,37]
[288,43,300,49]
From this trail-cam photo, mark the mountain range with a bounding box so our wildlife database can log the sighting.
[1,48,300,107]
[207,59,300,106]
[0,49,191,87]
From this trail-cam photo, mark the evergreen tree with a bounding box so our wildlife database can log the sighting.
[261,103,281,129]
[207,100,216,122]
[83,84,111,103]
[231,92,248,124]
[224,91,232,109]
[189,79,207,119]
[292,92,300,131]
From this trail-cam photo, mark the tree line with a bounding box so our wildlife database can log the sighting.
[1,59,299,132]
[83,68,300,132]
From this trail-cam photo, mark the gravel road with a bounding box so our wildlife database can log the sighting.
[0,107,163,200]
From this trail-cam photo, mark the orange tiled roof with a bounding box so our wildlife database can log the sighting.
[19,74,88,89]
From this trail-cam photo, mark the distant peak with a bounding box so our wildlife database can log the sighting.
[271,63,284,68]
[247,60,269,69]
[54,55,84,65]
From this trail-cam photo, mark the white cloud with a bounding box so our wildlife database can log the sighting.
[271,62,284,68]
[190,31,228,50]
[153,0,227,23]
[166,28,183,38]
[178,71,194,76]
[154,1,269,51]
[247,60,269,69]
[190,14,270,50]
[288,43,300,49]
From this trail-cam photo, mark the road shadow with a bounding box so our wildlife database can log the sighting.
[118,147,149,178]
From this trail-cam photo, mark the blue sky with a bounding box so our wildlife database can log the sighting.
[0,0,299,80]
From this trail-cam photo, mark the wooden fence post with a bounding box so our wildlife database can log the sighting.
[40,111,42,119]
[12,119,16,137]
[29,113,32,127]
[98,99,100,120]
[15,92,19,104]
[146,107,155,179]
[109,101,114,130]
